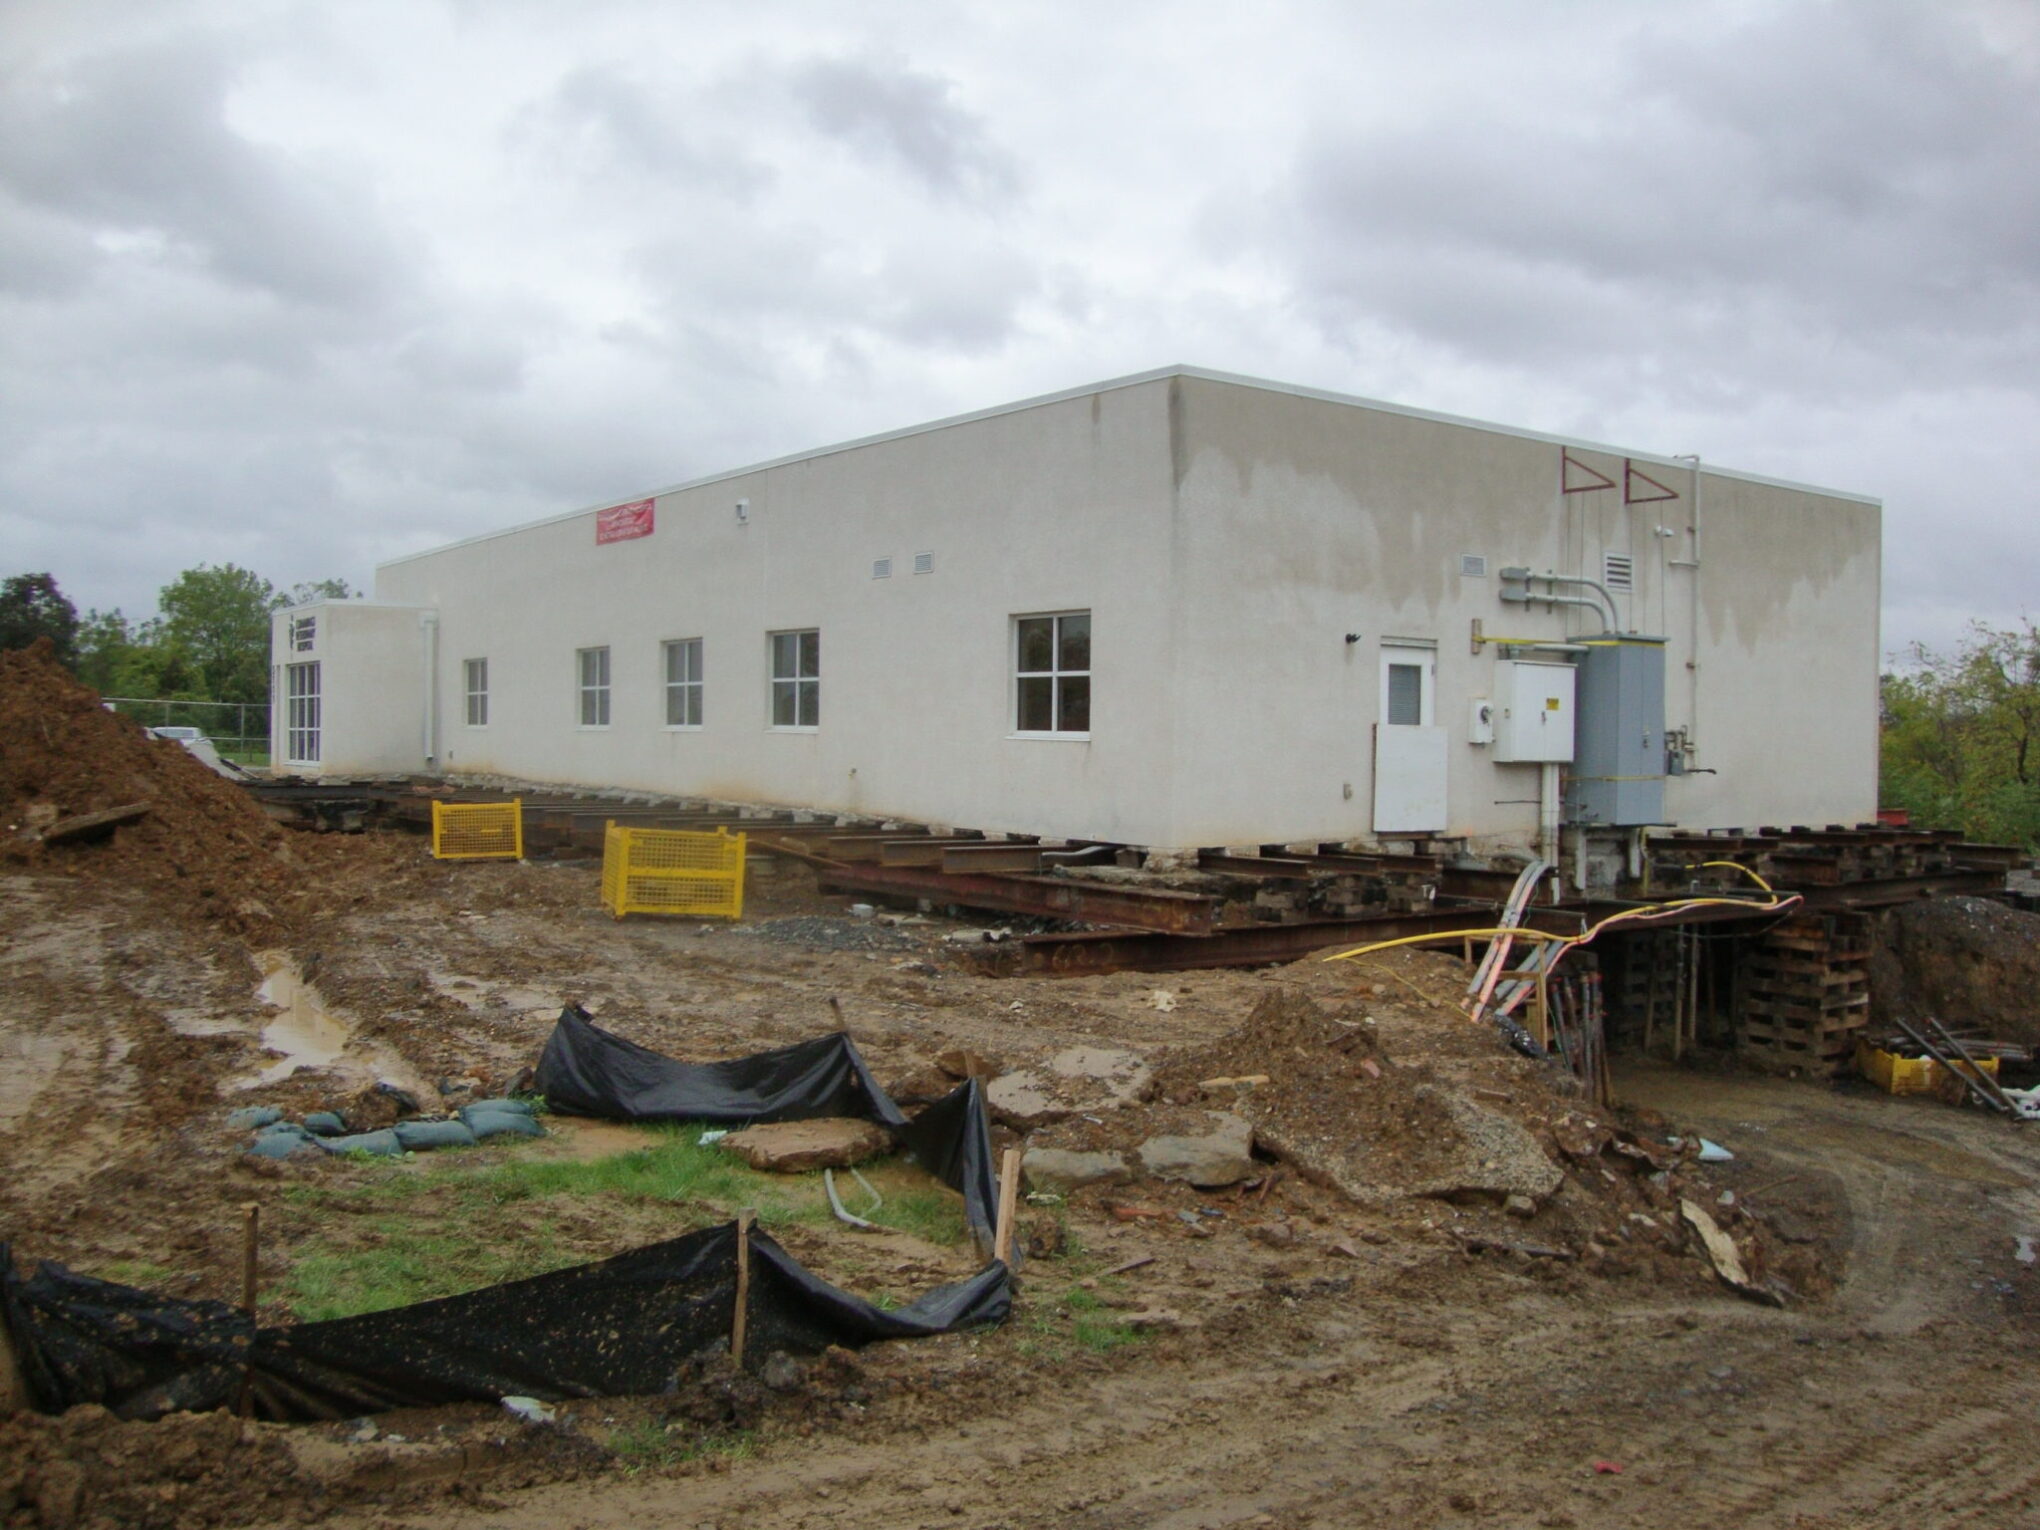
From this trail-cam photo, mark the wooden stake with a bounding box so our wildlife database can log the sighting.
[236,1202,259,1418]
[732,1208,754,1367]
[993,1147,1022,1268]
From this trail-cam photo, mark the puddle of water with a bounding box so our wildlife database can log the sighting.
[249,951,354,1085]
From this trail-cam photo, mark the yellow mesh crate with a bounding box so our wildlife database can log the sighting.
[601,824,746,919]
[431,799,524,861]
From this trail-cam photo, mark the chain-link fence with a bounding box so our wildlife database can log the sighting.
[102,697,270,764]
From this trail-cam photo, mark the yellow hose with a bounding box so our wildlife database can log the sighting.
[1323,892,1800,965]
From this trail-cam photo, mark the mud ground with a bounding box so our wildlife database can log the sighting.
[5,818,2040,1530]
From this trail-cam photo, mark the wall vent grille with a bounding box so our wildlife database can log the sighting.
[912,551,934,574]
[1603,553,1635,591]
[872,557,892,579]
[1459,554,1488,578]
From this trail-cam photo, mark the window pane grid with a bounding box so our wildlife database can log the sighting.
[464,658,488,727]
[1015,611,1090,734]
[578,646,610,727]
[285,662,320,763]
[664,639,702,727]
[770,630,819,727]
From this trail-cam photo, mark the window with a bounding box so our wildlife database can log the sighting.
[464,658,488,727]
[290,615,315,652]
[577,646,610,727]
[285,662,321,763]
[663,639,702,727]
[1015,611,1090,734]
[1380,642,1435,727]
[769,630,819,728]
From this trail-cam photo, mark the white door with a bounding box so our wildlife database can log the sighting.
[1373,643,1446,832]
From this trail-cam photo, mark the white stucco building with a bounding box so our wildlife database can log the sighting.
[270,366,1881,863]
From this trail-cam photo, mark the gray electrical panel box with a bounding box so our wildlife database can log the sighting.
[1563,635,1666,826]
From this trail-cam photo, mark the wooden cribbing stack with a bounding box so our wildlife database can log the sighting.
[1735,913,1871,1074]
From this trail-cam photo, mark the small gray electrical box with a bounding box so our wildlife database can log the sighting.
[1491,660,1575,763]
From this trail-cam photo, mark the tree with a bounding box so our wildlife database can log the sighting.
[0,572,79,663]
[1881,619,2040,848]
[157,563,277,706]
[281,577,352,606]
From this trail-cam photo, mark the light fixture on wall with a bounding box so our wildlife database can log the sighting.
[1345,632,1362,644]
[735,498,750,524]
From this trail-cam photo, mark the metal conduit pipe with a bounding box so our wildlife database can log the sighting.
[1498,568,1622,630]
[420,612,440,768]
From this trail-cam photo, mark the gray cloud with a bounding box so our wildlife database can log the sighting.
[790,54,1019,204]
[0,31,417,312]
[1267,0,2040,401]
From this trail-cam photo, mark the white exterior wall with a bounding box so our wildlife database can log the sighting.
[374,383,1180,841]
[269,601,431,776]
[1162,376,1881,847]
[309,367,1880,851]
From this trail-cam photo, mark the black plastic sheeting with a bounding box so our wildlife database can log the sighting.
[2,1222,1010,1423]
[534,1004,1004,1256]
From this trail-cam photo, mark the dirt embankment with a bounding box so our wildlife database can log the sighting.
[1,642,297,939]
[1869,894,2040,1049]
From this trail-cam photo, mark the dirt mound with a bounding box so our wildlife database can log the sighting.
[1869,895,2040,1049]
[0,642,292,935]
[1151,988,1560,1205]
[0,1405,303,1530]
[1147,973,1821,1300]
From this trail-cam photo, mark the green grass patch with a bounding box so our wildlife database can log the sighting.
[278,1124,968,1321]
[286,1224,567,1321]
[607,1420,755,1474]
[100,1259,176,1289]
[1016,1282,1143,1360]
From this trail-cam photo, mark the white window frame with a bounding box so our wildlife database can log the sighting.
[290,615,316,653]
[1012,610,1091,739]
[285,661,321,764]
[577,646,611,728]
[464,658,488,728]
[663,638,703,729]
[1380,641,1436,727]
[768,629,819,730]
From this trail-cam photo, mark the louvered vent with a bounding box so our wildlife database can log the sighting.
[872,557,892,579]
[1459,554,1488,578]
[1603,553,1635,591]
[912,551,934,574]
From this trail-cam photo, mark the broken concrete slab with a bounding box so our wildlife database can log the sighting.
[986,1070,1063,1129]
[721,1117,893,1173]
[1136,1111,1256,1188]
[1022,1147,1131,1193]
[1047,1045,1153,1105]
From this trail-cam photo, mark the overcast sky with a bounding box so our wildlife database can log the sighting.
[3,0,2034,661]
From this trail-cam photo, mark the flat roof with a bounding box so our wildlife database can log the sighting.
[380,364,1879,569]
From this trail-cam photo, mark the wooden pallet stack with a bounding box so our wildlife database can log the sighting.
[1735,912,1871,1073]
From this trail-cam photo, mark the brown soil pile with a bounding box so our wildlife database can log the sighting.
[1146,967,1824,1301]
[0,1406,304,1530]
[0,642,293,935]
[1869,895,2040,1050]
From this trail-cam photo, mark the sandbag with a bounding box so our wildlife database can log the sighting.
[392,1119,478,1152]
[459,1107,542,1141]
[302,1112,346,1137]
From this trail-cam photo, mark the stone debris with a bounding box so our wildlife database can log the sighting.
[1022,1148,1131,1193]
[720,1117,893,1173]
[1135,1111,1256,1188]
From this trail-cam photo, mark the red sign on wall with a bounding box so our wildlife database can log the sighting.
[595,499,655,545]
